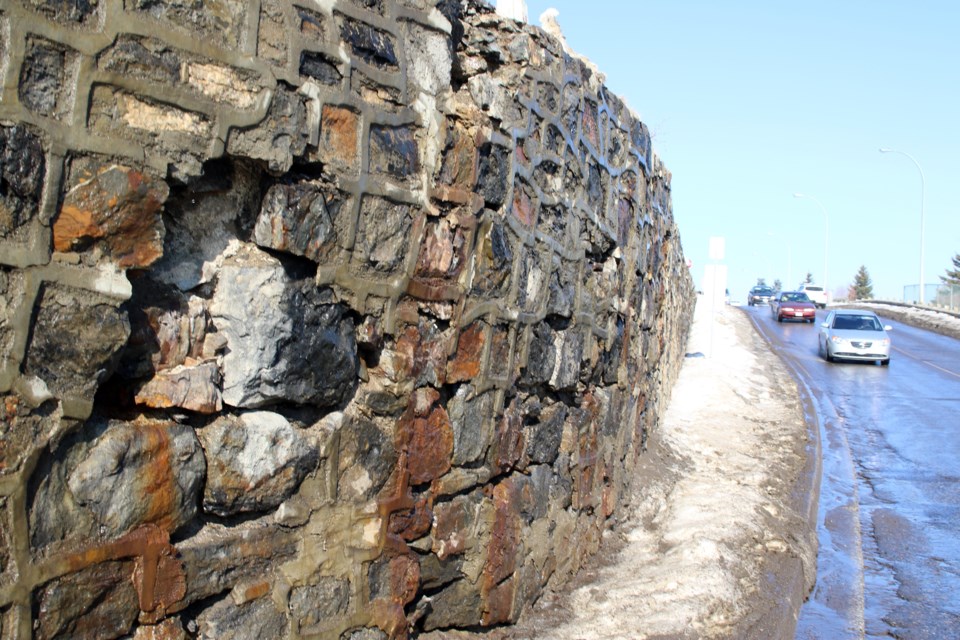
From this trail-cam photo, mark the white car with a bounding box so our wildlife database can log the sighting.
[818,309,892,365]
[798,283,828,308]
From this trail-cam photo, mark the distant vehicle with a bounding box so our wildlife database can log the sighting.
[771,291,817,323]
[798,283,828,308]
[747,286,775,306]
[818,309,892,365]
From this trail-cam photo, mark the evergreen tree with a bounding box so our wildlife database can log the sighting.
[773,278,782,292]
[940,253,960,285]
[756,277,766,286]
[850,265,873,300]
[804,272,814,284]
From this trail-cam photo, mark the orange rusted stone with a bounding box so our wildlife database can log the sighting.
[317,105,359,173]
[481,575,517,627]
[389,492,433,542]
[53,165,168,268]
[446,322,485,384]
[483,480,521,588]
[493,399,525,474]
[511,184,536,228]
[396,389,453,486]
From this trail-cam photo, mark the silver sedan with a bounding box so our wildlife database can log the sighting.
[818,309,892,365]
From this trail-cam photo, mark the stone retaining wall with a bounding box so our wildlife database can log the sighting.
[0,1,694,638]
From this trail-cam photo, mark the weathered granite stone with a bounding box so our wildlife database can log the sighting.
[34,560,140,640]
[316,105,360,174]
[135,362,222,414]
[476,143,510,209]
[253,177,351,265]
[340,17,398,69]
[24,284,130,406]
[353,196,413,274]
[128,0,247,49]
[97,35,182,85]
[470,219,513,297]
[198,411,319,517]
[338,415,397,501]
[195,593,289,640]
[177,523,298,608]
[210,245,358,409]
[20,37,70,118]
[67,418,205,538]
[0,395,60,477]
[53,164,169,268]
[132,617,188,640]
[525,401,566,465]
[26,0,99,24]
[289,577,350,633]
[396,388,453,485]
[300,51,343,85]
[0,125,45,237]
[369,125,419,180]
[447,384,495,466]
[227,85,309,173]
[520,321,556,387]
[402,20,452,95]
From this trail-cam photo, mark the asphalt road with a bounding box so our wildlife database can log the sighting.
[744,305,960,639]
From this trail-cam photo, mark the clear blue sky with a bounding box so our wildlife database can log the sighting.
[522,1,960,302]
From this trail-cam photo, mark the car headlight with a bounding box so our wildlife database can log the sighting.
[880,339,890,346]
[830,336,844,344]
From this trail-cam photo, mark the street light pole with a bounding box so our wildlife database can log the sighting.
[879,147,926,304]
[793,193,829,300]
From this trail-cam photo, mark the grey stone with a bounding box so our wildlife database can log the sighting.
[300,51,343,85]
[0,125,45,236]
[475,143,509,209]
[210,245,358,409]
[253,178,350,266]
[34,560,139,640]
[525,401,566,465]
[67,418,205,538]
[337,415,396,501]
[135,361,223,414]
[196,594,288,640]
[19,38,68,117]
[353,196,413,274]
[227,85,309,173]
[520,322,556,387]
[178,523,298,608]
[198,411,320,517]
[24,284,130,407]
[289,577,350,632]
[447,385,495,466]
[340,17,398,68]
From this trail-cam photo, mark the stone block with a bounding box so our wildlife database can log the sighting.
[210,245,358,409]
[353,195,413,275]
[401,20,452,95]
[475,143,510,209]
[258,1,288,65]
[396,388,453,485]
[19,36,75,119]
[340,17,398,69]
[66,418,205,538]
[254,177,352,265]
[53,164,169,268]
[300,51,342,86]
[128,0,247,50]
[195,590,288,640]
[26,0,100,24]
[297,5,328,41]
[135,362,222,414]
[97,35,183,86]
[289,577,350,633]
[24,283,130,408]
[338,415,397,501]
[177,523,298,610]
[0,125,45,239]
[469,219,513,297]
[394,319,449,388]
[369,124,419,180]
[413,216,469,282]
[316,105,360,174]
[226,85,309,173]
[520,321,555,388]
[447,384,495,467]
[446,321,485,384]
[34,560,139,640]
[437,124,478,190]
[0,395,65,477]
[198,411,319,517]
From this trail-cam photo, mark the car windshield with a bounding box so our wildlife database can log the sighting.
[804,286,823,292]
[832,315,882,331]
[756,288,772,294]
[782,293,810,302]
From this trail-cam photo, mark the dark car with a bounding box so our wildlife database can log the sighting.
[747,286,775,306]
[771,291,817,323]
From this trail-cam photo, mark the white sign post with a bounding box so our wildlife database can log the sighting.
[704,237,727,357]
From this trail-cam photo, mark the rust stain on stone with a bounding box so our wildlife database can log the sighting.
[446,322,485,383]
[389,492,433,542]
[511,184,536,228]
[53,164,168,268]
[395,389,453,486]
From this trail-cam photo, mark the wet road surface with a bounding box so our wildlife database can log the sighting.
[745,305,960,639]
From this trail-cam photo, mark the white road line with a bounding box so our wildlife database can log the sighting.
[890,345,960,379]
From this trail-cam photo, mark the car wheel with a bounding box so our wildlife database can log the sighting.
[881,358,890,366]
[777,314,783,323]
